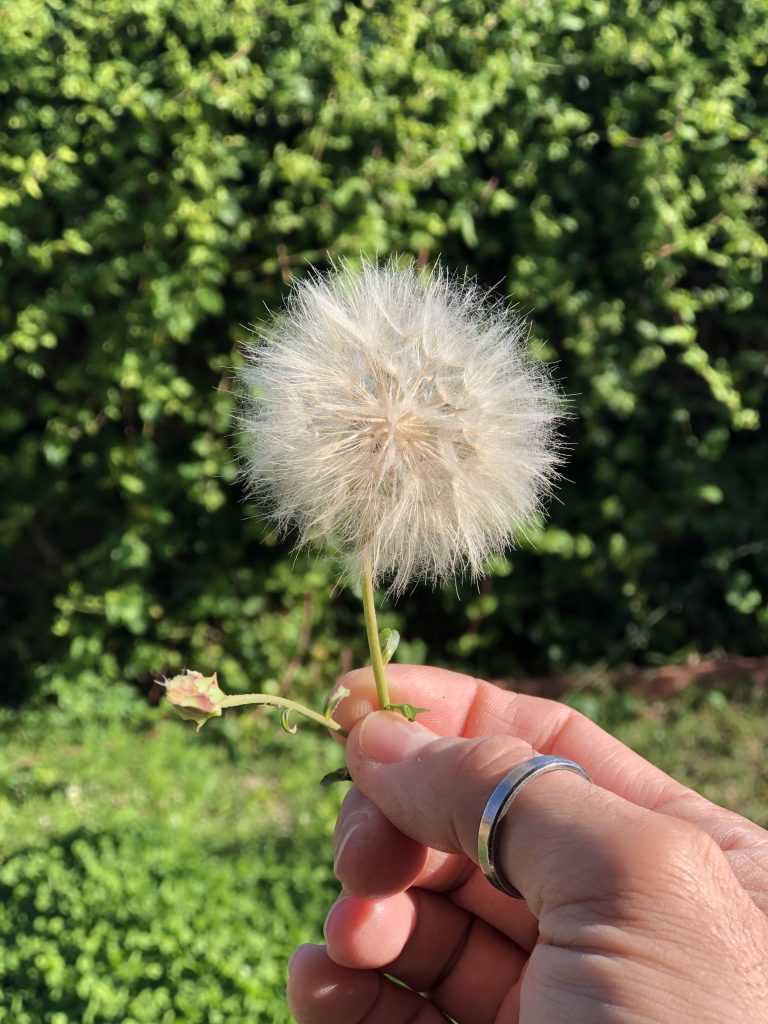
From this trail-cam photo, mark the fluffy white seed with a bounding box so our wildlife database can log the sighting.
[239,259,564,595]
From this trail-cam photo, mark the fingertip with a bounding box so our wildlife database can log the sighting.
[338,835,428,897]
[286,943,380,1024]
[354,710,438,764]
[287,942,320,980]
[324,893,417,969]
[334,802,429,896]
[331,669,377,733]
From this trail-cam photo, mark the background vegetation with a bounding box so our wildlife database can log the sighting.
[2,0,767,711]
[1,1,767,1019]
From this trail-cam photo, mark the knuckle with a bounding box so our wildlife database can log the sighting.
[643,815,721,895]
[662,815,716,860]
[452,735,521,787]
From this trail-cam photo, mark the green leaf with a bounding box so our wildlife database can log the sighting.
[322,685,350,721]
[320,766,352,787]
[280,709,297,735]
[378,628,400,665]
[384,703,429,722]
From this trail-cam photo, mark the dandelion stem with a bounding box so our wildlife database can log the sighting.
[361,565,391,709]
[220,694,348,737]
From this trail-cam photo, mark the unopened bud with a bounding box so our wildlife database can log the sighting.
[161,670,225,731]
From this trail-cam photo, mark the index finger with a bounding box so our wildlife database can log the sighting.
[332,664,767,857]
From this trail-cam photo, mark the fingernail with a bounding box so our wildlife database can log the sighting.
[333,809,373,876]
[357,711,437,764]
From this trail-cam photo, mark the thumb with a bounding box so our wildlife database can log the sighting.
[346,711,536,860]
[344,711,728,918]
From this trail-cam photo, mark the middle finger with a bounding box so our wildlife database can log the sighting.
[334,786,539,951]
[324,887,528,1024]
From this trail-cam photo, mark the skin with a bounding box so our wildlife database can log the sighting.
[287,665,768,1024]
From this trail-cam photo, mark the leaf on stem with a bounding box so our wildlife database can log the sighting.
[385,702,429,721]
[280,709,298,734]
[378,628,400,665]
[322,684,351,721]
[320,766,353,787]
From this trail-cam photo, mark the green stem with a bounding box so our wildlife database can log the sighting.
[220,693,348,737]
[361,564,390,709]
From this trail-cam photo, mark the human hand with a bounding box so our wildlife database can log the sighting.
[287,666,768,1023]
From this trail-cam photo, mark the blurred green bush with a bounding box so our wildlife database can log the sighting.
[2,0,766,707]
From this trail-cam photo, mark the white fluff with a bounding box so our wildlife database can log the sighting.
[239,259,564,595]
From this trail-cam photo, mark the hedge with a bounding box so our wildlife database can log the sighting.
[1,0,766,708]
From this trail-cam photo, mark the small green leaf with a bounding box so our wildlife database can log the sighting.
[280,709,297,734]
[384,702,429,722]
[378,628,400,664]
[322,684,350,721]
[320,767,352,787]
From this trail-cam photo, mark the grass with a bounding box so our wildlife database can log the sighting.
[0,679,766,1022]
[565,682,768,827]
[0,702,346,1024]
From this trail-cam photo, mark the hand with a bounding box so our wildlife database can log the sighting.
[287,665,768,1023]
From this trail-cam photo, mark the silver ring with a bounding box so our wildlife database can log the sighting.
[477,754,592,899]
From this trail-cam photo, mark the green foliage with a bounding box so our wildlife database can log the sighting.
[0,709,344,1022]
[1,0,767,707]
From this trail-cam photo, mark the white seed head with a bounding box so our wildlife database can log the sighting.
[239,258,564,595]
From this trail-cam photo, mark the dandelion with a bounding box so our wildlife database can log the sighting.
[238,258,564,711]
[240,258,562,590]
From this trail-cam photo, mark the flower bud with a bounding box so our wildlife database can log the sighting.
[161,670,225,731]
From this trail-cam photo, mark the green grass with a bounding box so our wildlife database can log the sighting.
[0,705,346,1024]
[565,683,768,827]
[1,681,766,1022]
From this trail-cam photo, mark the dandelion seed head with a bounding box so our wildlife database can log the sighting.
[240,258,564,595]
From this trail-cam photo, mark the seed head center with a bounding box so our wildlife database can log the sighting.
[363,408,436,454]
